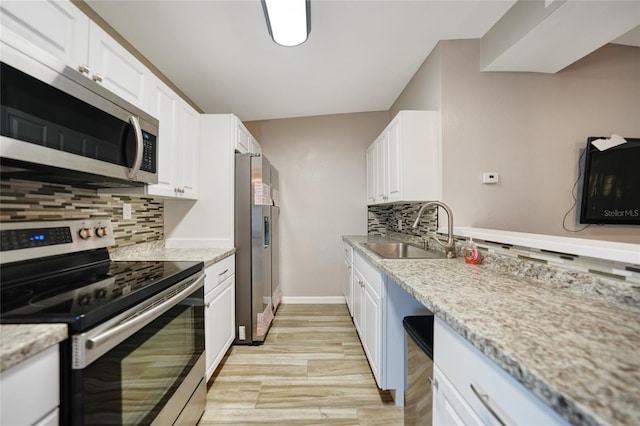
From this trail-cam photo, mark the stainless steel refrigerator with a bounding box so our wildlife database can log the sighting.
[234,153,280,344]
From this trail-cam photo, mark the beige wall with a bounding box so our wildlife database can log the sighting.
[245,112,389,299]
[390,43,442,117]
[393,40,640,244]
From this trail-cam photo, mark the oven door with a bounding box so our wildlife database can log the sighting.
[67,272,205,425]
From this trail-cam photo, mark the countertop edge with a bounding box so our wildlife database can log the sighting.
[109,243,236,268]
[1,324,68,372]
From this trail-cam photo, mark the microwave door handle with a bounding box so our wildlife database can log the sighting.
[127,115,143,179]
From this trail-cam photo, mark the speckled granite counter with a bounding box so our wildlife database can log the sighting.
[343,235,640,426]
[1,324,67,372]
[109,241,235,267]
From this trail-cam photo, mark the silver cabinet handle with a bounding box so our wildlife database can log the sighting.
[92,73,103,82]
[127,115,143,180]
[218,269,229,277]
[87,273,205,351]
[78,64,90,74]
[470,384,507,426]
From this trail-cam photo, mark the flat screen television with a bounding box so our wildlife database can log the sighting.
[579,136,640,225]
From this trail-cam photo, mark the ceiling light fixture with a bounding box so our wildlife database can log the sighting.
[262,0,311,47]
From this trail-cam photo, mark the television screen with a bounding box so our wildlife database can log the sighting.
[579,136,640,225]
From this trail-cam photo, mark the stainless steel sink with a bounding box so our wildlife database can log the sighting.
[363,242,447,260]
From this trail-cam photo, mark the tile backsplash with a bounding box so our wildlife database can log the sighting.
[0,179,163,248]
[368,202,438,239]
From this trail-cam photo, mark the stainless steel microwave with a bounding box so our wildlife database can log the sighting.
[0,42,158,188]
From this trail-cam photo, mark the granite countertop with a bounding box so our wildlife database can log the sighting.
[109,241,235,267]
[0,324,67,372]
[343,235,640,426]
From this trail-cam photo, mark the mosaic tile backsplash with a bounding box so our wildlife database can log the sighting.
[368,202,640,309]
[368,202,438,238]
[0,179,163,248]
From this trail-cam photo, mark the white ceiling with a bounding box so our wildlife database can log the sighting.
[85,0,639,122]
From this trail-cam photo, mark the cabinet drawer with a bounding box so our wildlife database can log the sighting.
[343,242,353,262]
[434,318,568,426]
[353,251,382,297]
[1,345,59,426]
[205,255,235,293]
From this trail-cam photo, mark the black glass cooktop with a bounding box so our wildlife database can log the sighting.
[0,250,203,332]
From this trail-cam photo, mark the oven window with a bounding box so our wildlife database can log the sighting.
[81,291,204,425]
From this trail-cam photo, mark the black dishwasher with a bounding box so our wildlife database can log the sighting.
[403,315,435,426]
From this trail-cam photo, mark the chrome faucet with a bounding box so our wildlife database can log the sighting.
[412,201,456,259]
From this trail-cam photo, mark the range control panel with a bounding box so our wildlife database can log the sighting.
[0,219,115,264]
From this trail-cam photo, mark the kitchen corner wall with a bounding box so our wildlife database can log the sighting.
[0,179,163,248]
[391,40,640,244]
[244,112,389,300]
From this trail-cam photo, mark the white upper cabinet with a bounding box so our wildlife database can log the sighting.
[235,122,251,153]
[250,136,262,155]
[1,0,152,110]
[0,0,89,70]
[234,118,262,154]
[87,22,149,108]
[177,100,200,199]
[366,110,441,205]
[148,78,179,196]
[144,78,199,199]
[366,144,376,204]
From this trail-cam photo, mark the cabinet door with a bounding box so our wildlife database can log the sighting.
[433,365,483,426]
[366,144,377,205]
[147,78,179,197]
[363,284,381,386]
[178,101,200,199]
[205,275,235,381]
[352,268,365,337]
[235,122,251,153]
[386,119,402,202]
[343,257,353,317]
[88,22,149,108]
[250,136,262,154]
[0,0,89,70]
[375,135,387,203]
[0,346,59,426]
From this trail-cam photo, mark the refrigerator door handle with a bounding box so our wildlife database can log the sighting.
[264,216,270,248]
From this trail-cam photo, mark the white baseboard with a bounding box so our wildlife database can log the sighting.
[281,296,346,304]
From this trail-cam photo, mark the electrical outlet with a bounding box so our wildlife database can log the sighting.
[238,326,246,340]
[122,203,132,220]
[482,172,499,184]
[398,219,402,230]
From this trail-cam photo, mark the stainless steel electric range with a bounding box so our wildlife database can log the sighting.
[0,219,206,425]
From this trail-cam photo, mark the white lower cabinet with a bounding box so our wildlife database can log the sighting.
[342,243,354,317]
[433,364,483,426]
[0,345,60,426]
[204,255,236,381]
[353,250,383,387]
[434,317,569,426]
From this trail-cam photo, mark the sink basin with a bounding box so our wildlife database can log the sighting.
[363,242,447,260]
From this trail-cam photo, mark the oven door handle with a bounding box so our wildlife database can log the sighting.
[86,273,204,352]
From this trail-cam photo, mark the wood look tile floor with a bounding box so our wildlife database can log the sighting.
[199,304,404,425]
